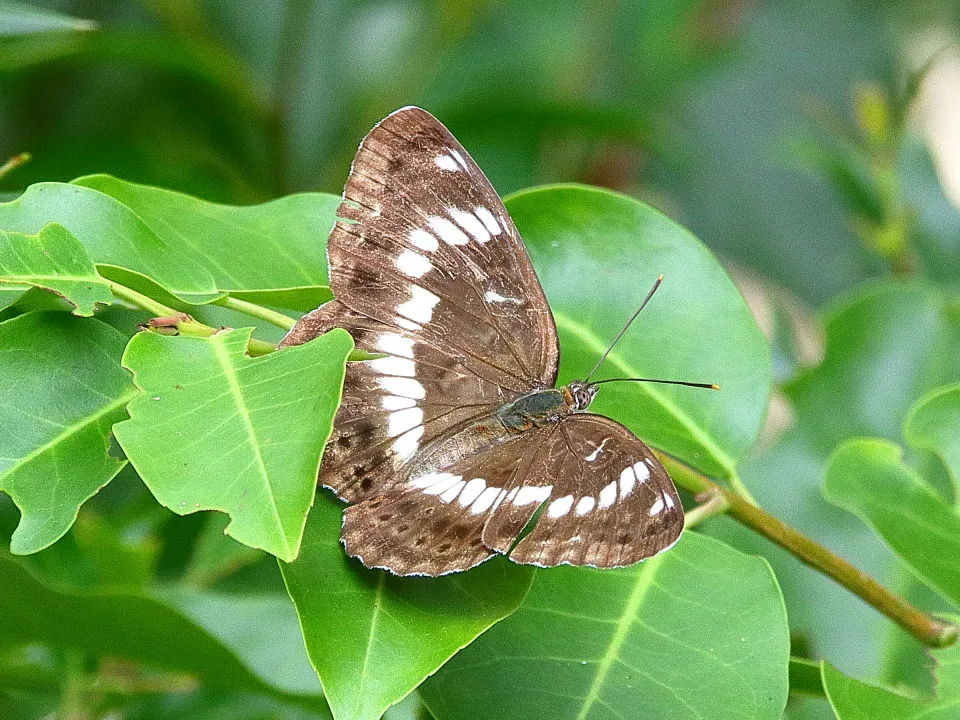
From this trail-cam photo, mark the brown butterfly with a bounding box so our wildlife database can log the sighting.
[282,107,713,576]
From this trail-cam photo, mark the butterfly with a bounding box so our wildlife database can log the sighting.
[281,106,700,576]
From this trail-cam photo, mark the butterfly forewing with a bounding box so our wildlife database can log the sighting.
[281,300,504,502]
[330,106,558,392]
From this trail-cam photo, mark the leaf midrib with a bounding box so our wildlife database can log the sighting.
[575,555,665,720]
[210,336,290,557]
[0,389,135,481]
[351,572,386,718]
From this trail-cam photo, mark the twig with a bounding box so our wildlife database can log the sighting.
[0,152,32,181]
[662,454,959,648]
[213,294,295,330]
[108,282,276,356]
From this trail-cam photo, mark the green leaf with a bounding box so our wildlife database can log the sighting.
[0,181,220,303]
[74,175,336,306]
[822,621,960,719]
[0,1,97,36]
[0,223,112,316]
[0,312,135,554]
[790,656,826,697]
[280,493,534,720]
[507,185,770,477]
[420,532,790,720]
[160,589,323,696]
[0,176,338,307]
[113,327,352,562]
[0,286,28,312]
[904,383,960,499]
[824,438,960,609]
[0,551,325,705]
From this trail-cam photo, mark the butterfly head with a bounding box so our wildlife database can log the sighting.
[566,380,600,411]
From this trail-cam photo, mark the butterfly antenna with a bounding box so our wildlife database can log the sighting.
[583,274,664,384]
[590,377,720,390]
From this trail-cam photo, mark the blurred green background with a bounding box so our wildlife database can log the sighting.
[5,0,959,306]
[4,1,960,719]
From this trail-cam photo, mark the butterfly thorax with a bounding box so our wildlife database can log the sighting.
[495,381,598,434]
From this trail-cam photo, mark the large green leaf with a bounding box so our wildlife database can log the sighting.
[113,327,352,562]
[280,493,534,720]
[904,384,960,500]
[0,176,337,308]
[506,185,770,478]
[420,532,789,720]
[0,551,325,707]
[824,438,960,609]
[0,223,112,316]
[73,175,336,308]
[822,621,960,719]
[0,312,135,554]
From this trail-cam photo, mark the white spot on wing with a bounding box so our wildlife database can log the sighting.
[598,481,617,509]
[440,480,466,503]
[410,228,439,252]
[449,208,491,243]
[585,437,610,462]
[369,356,416,377]
[396,249,433,278]
[434,154,459,171]
[547,494,574,518]
[665,493,676,508]
[449,148,468,170]
[649,496,665,516]
[382,394,415,411]
[411,471,459,492]
[397,286,440,324]
[512,485,553,506]
[392,425,423,461]
[484,289,522,304]
[458,478,487,507]
[395,317,420,331]
[377,376,425,399]
[633,460,650,483]
[575,496,596,516]
[388,407,423,437]
[619,465,637,499]
[376,333,415,358]
[428,216,470,246]
[474,206,502,235]
[470,486,505,514]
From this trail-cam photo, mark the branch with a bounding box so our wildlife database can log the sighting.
[108,281,276,356]
[663,455,959,649]
[0,152,31,181]
[213,294,295,330]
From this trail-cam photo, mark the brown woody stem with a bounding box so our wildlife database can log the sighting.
[662,455,959,649]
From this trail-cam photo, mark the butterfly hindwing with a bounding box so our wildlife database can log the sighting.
[339,414,681,575]
[493,414,683,568]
